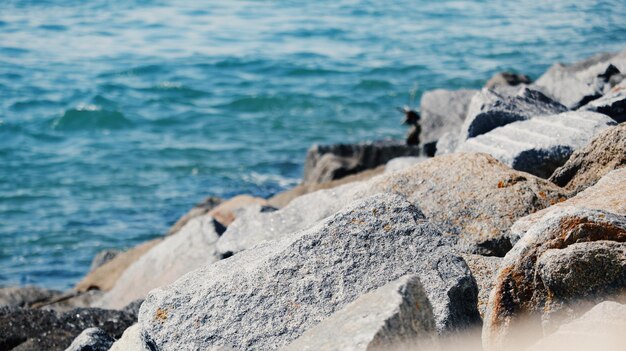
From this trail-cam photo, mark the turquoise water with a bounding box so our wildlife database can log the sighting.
[1,0,625,290]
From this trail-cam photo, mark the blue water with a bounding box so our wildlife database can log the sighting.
[1,0,625,290]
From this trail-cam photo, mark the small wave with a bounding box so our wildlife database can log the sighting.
[51,105,133,131]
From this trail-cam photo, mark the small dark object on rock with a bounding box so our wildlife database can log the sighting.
[399,106,421,146]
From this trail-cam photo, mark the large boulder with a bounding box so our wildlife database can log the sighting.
[460,87,567,141]
[534,50,626,109]
[96,215,221,309]
[485,72,531,90]
[207,195,269,227]
[0,286,62,308]
[126,194,480,350]
[0,306,135,351]
[65,327,115,351]
[457,111,616,178]
[219,153,567,257]
[108,325,151,351]
[578,82,626,122]
[282,275,436,351]
[166,196,222,235]
[302,140,421,184]
[384,156,427,174]
[483,207,626,351]
[549,124,626,194]
[419,89,477,144]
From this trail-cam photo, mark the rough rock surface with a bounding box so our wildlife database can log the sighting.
[283,275,436,351]
[166,196,222,235]
[534,50,626,109]
[208,195,269,227]
[303,140,420,184]
[419,89,477,144]
[528,301,626,351]
[76,238,162,292]
[435,132,460,155]
[483,207,626,351]
[579,85,626,122]
[457,111,616,178]
[460,87,567,140]
[220,153,566,257]
[108,325,151,351]
[384,156,427,174]
[510,168,626,245]
[65,327,115,351]
[0,286,62,308]
[97,215,220,309]
[89,249,121,272]
[485,72,531,89]
[0,306,135,351]
[549,124,626,194]
[129,194,479,350]
[461,254,502,320]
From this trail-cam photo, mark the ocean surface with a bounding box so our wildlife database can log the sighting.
[1,0,625,290]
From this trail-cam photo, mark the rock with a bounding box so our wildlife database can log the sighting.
[419,89,477,144]
[220,153,567,257]
[0,306,135,351]
[96,215,221,309]
[131,194,480,350]
[268,166,384,208]
[549,123,626,193]
[0,286,62,308]
[460,87,567,141]
[108,325,151,351]
[207,195,269,227]
[166,196,222,235]
[528,301,626,351]
[76,238,162,292]
[435,132,460,156]
[303,140,421,184]
[534,50,626,109]
[579,85,626,122]
[38,290,104,312]
[457,111,616,178]
[89,249,121,272]
[384,156,427,174]
[485,72,531,89]
[65,327,115,351]
[282,275,437,351]
[483,207,626,350]
[461,254,502,320]
[509,168,626,245]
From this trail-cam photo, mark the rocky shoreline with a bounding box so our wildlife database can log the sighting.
[1,49,626,351]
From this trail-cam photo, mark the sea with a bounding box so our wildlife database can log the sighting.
[1,0,625,289]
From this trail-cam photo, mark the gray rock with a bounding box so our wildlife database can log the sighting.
[528,301,626,351]
[282,275,437,351]
[579,85,626,123]
[483,207,626,351]
[96,215,220,309]
[303,140,421,184]
[549,124,626,194]
[89,249,121,272]
[419,89,477,144]
[461,254,502,320]
[534,50,626,109]
[384,156,427,174]
[434,132,460,156]
[460,87,567,141]
[457,111,616,178]
[220,153,566,257]
[166,196,222,235]
[130,194,480,350]
[0,285,62,308]
[0,306,135,351]
[485,72,531,89]
[65,327,115,351]
[108,325,151,351]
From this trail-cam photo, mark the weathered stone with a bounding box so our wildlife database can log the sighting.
[419,89,477,144]
[0,306,135,351]
[384,156,427,174]
[579,84,626,122]
[283,275,437,351]
[461,254,502,320]
[220,153,566,257]
[76,238,162,292]
[485,72,531,89]
[435,132,460,156]
[457,111,616,178]
[166,196,222,235]
[108,325,151,351]
[534,50,626,109]
[483,207,626,351]
[510,168,626,245]
[0,286,62,308]
[528,301,626,351]
[303,140,420,184]
[549,124,626,194]
[65,327,115,351]
[460,87,567,141]
[130,194,479,350]
[96,215,220,309]
[89,249,121,272]
[207,195,268,227]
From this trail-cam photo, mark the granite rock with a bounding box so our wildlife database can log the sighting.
[0,286,62,308]
[64,327,115,351]
[89,249,121,272]
[579,84,626,122]
[457,111,616,178]
[208,195,269,227]
[461,254,502,320]
[384,156,427,174]
[282,275,437,351]
[419,89,477,144]
[485,72,531,89]
[166,196,222,235]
